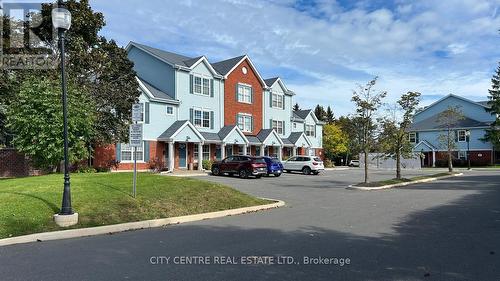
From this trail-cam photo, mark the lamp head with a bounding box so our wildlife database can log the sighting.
[52,7,71,30]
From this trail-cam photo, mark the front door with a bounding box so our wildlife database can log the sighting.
[179,143,187,168]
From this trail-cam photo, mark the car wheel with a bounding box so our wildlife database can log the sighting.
[239,169,249,179]
[312,171,319,175]
[256,175,263,179]
[302,166,312,175]
[211,167,220,176]
[285,170,291,173]
[274,173,281,177]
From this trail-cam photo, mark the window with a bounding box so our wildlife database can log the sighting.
[203,145,210,160]
[272,93,284,109]
[305,125,315,137]
[408,132,416,143]
[237,84,252,103]
[237,113,253,132]
[246,146,251,155]
[120,143,143,162]
[193,75,210,96]
[458,151,467,160]
[166,106,174,115]
[194,145,199,161]
[272,120,284,135]
[194,108,211,128]
[458,130,467,142]
[293,123,297,129]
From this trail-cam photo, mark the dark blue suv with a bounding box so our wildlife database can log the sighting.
[262,156,284,177]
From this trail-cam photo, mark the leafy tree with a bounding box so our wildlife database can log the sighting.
[323,123,348,160]
[325,106,335,124]
[437,106,464,172]
[484,63,500,149]
[7,76,95,170]
[351,77,387,183]
[293,103,300,111]
[378,92,421,179]
[314,105,326,122]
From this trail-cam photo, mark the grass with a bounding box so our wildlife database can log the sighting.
[355,172,459,187]
[0,173,270,239]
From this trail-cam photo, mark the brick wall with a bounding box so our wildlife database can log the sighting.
[0,149,39,177]
[94,141,164,171]
[224,59,264,135]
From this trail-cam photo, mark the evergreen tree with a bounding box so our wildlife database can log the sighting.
[293,103,300,111]
[314,105,326,122]
[485,63,500,149]
[325,106,335,124]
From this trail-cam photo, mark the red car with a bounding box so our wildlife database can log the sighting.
[211,156,268,179]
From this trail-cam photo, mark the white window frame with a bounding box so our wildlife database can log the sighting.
[166,106,174,115]
[305,124,315,137]
[237,84,252,104]
[193,74,211,96]
[458,150,467,160]
[293,122,297,129]
[271,92,284,109]
[237,113,253,133]
[120,142,144,163]
[458,130,467,142]
[246,146,251,155]
[194,108,211,129]
[272,120,284,135]
[408,132,416,143]
[203,144,210,160]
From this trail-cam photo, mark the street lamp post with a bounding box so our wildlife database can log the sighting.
[466,130,471,170]
[52,2,78,227]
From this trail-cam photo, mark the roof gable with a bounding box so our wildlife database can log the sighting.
[265,77,294,95]
[212,55,267,87]
[218,126,249,144]
[257,129,284,145]
[136,77,179,104]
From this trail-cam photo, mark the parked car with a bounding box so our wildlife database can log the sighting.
[211,156,268,179]
[262,156,284,177]
[283,156,324,175]
[349,160,360,167]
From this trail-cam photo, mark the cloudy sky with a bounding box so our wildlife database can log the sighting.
[90,0,500,116]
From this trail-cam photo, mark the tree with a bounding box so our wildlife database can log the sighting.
[484,63,500,150]
[378,92,421,179]
[6,76,95,170]
[323,123,348,160]
[314,105,326,122]
[437,106,465,172]
[293,103,300,111]
[325,106,335,124]
[351,77,387,183]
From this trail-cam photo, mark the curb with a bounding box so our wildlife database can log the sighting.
[347,173,464,191]
[324,167,350,171]
[0,198,285,247]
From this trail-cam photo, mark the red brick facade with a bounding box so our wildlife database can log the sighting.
[223,59,264,135]
[0,149,40,177]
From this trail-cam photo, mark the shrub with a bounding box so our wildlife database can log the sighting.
[148,157,165,173]
[324,158,334,168]
[75,166,96,173]
[202,160,213,170]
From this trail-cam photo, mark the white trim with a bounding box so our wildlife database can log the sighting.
[221,126,249,145]
[271,92,285,109]
[236,84,253,104]
[271,119,285,135]
[166,105,174,116]
[413,126,490,132]
[120,142,145,163]
[191,73,212,97]
[192,107,212,129]
[178,142,188,168]
[457,129,467,142]
[261,130,284,146]
[267,77,295,96]
[415,94,490,118]
[189,56,222,78]
[413,140,435,152]
[168,121,206,142]
[408,132,417,143]
[136,77,180,105]
[222,55,267,88]
[292,132,313,147]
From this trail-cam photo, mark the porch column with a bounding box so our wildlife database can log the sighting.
[278,146,283,161]
[242,144,248,155]
[168,141,174,172]
[198,142,203,171]
[260,145,265,156]
[221,143,226,159]
[293,147,297,156]
[432,150,436,167]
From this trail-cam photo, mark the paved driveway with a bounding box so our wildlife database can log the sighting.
[0,169,499,281]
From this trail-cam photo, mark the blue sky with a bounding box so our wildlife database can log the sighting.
[90,0,500,116]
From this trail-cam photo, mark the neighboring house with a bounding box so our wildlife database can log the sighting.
[93,42,324,172]
[409,94,496,167]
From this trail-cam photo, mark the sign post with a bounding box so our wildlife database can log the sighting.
[130,103,144,198]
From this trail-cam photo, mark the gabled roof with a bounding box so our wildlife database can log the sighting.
[157,121,205,141]
[256,129,284,145]
[292,112,305,121]
[218,125,249,144]
[477,100,491,108]
[264,77,280,87]
[410,113,491,131]
[264,77,295,96]
[287,132,313,147]
[415,94,491,117]
[281,138,293,146]
[127,42,222,78]
[414,140,437,152]
[200,132,221,142]
[212,55,267,87]
[136,77,179,104]
[246,136,262,144]
[294,110,312,120]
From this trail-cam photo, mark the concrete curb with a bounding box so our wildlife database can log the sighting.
[324,167,350,171]
[0,198,285,247]
[347,173,464,191]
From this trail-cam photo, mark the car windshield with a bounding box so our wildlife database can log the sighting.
[253,158,266,163]
[313,157,322,162]
[271,159,281,164]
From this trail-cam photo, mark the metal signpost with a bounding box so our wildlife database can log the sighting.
[130,104,143,198]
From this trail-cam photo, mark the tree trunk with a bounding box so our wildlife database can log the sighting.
[396,150,401,180]
[448,149,453,173]
[364,148,369,183]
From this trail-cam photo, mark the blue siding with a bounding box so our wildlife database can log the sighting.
[415,95,494,123]
[263,82,293,137]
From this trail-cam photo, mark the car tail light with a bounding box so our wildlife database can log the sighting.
[312,162,319,165]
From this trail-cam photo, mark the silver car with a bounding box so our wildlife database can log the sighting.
[283,156,324,175]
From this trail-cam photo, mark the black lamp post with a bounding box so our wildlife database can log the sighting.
[52,3,74,219]
[466,130,471,170]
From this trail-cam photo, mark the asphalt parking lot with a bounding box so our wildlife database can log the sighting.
[1,168,499,281]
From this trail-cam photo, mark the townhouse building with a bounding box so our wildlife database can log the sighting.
[93,42,324,171]
[410,94,497,167]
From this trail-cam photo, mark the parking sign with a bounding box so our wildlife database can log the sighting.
[129,124,143,147]
[132,103,143,122]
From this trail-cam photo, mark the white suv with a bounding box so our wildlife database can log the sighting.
[283,156,324,175]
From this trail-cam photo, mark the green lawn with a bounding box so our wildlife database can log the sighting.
[0,173,269,239]
[355,172,458,187]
